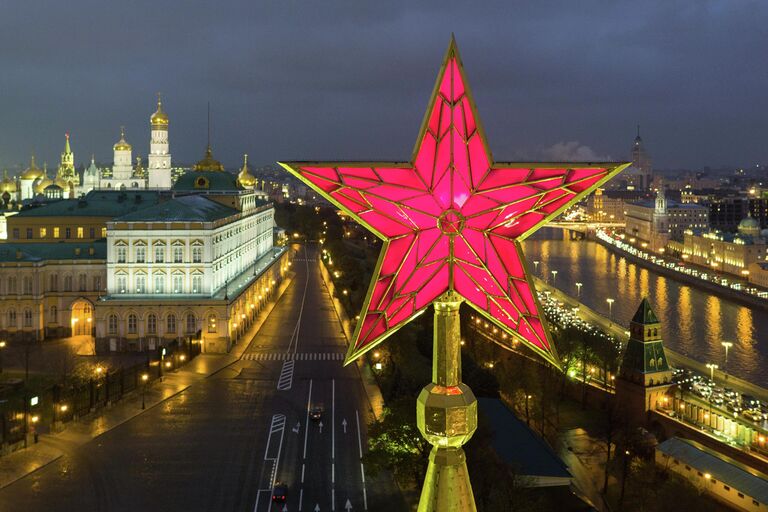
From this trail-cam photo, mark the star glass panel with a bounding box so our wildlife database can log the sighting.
[280,39,629,367]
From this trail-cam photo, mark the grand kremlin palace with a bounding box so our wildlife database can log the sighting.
[0,143,290,354]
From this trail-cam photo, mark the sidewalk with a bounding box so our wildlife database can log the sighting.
[0,272,295,490]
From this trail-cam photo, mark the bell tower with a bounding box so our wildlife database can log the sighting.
[148,93,172,189]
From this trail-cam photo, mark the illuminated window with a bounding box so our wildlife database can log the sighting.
[154,274,165,294]
[39,227,47,238]
[117,275,127,293]
[173,274,183,293]
[53,227,60,238]
[192,275,202,293]
[77,227,84,239]
[173,246,183,263]
[136,247,146,263]
[101,227,107,238]
[192,246,203,263]
[117,246,126,263]
[207,314,217,333]
[135,275,146,294]
[154,246,164,263]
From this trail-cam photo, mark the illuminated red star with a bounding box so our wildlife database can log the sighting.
[280,39,628,366]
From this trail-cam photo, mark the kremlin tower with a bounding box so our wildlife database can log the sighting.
[147,93,172,188]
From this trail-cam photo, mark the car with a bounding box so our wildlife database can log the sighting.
[272,483,288,503]
[309,406,324,421]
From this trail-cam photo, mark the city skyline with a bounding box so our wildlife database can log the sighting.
[1,2,767,170]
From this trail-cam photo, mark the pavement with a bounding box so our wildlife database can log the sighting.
[0,244,402,512]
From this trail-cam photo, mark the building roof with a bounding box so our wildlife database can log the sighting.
[657,437,768,504]
[631,198,707,210]
[0,241,106,262]
[172,170,241,192]
[479,398,571,481]
[115,195,239,222]
[15,190,161,218]
[631,298,659,324]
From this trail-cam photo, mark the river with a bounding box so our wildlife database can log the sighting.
[522,228,768,388]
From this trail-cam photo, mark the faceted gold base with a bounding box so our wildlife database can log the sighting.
[418,447,477,512]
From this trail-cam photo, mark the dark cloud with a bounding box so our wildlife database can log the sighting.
[0,0,766,171]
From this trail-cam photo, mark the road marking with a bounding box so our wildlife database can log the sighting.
[345,499,353,511]
[355,410,368,511]
[299,488,304,511]
[303,379,313,459]
[253,413,287,512]
[342,418,347,434]
[332,379,336,459]
[277,359,295,390]
[241,352,345,361]
[288,245,310,355]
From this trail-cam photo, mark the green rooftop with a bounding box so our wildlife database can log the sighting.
[631,297,659,325]
[0,241,106,262]
[16,190,161,218]
[116,195,240,223]
[172,170,241,192]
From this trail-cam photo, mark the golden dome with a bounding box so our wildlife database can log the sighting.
[113,127,132,151]
[20,155,43,180]
[193,145,225,172]
[0,170,16,193]
[237,154,257,187]
[33,164,53,195]
[150,93,169,128]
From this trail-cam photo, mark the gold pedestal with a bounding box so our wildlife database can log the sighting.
[417,292,477,512]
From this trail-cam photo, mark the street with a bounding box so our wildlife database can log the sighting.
[0,245,399,512]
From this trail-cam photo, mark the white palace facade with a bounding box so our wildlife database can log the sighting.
[0,139,290,355]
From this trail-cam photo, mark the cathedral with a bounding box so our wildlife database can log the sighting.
[13,95,175,202]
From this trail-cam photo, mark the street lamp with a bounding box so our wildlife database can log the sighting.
[551,270,558,286]
[575,282,582,298]
[706,363,718,382]
[533,260,540,273]
[0,340,6,374]
[606,298,615,319]
[141,373,149,409]
[525,394,532,427]
[721,341,733,373]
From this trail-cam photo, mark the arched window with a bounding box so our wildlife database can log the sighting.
[166,314,177,334]
[108,314,118,335]
[653,328,658,337]
[50,306,57,323]
[207,314,217,333]
[127,314,138,334]
[63,275,72,292]
[23,276,32,294]
[23,309,32,327]
[49,274,58,291]
[147,313,157,334]
[8,277,16,294]
[185,313,196,334]
[78,274,87,292]
[7,309,16,327]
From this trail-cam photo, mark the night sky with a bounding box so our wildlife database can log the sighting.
[1,1,766,171]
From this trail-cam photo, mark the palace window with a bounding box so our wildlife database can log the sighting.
[185,313,196,334]
[127,314,138,334]
[173,246,183,263]
[207,314,217,333]
[135,275,146,294]
[7,309,16,327]
[154,246,164,263]
[89,227,95,239]
[117,275,127,293]
[154,274,165,294]
[23,276,32,294]
[136,247,146,263]
[108,314,118,334]
[93,276,101,291]
[53,227,60,238]
[23,309,32,328]
[50,306,57,323]
[192,246,203,263]
[26,228,32,239]
[78,274,87,292]
[192,275,202,294]
[117,247,126,263]
[166,314,176,334]
[8,277,16,293]
[39,227,47,238]
[65,227,71,239]
[173,274,183,294]
[147,314,157,334]
[77,227,84,239]
[63,275,72,292]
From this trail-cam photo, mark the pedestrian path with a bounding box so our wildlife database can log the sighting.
[241,351,345,362]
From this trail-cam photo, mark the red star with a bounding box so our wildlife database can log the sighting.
[280,39,628,366]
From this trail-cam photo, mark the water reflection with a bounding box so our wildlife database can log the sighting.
[523,228,768,387]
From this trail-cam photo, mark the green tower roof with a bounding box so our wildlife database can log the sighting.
[631,298,659,325]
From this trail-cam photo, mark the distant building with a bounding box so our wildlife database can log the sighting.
[585,188,642,223]
[615,299,674,427]
[709,196,768,232]
[614,126,653,191]
[656,437,768,511]
[625,191,709,251]
[682,215,767,278]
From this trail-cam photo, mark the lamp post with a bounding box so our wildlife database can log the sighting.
[533,260,539,273]
[575,282,582,298]
[721,341,733,374]
[525,394,532,427]
[0,340,5,374]
[706,363,718,382]
[550,270,558,287]
[141,373,149,409]
[606,298,615,320]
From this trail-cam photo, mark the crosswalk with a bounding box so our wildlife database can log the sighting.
[241,352,345,362]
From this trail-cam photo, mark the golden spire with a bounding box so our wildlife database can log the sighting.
[193,144,224,172]
[150,92,169,128]
[21,153,43,180]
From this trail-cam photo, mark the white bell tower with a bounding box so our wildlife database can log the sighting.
[148,93,172,189]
